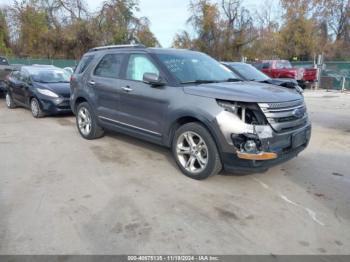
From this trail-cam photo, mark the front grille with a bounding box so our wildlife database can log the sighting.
[61,93,71,98]
[259,99,308,133]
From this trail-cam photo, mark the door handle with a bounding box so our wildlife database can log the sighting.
[88,80,96,85]
[122,86,133,92]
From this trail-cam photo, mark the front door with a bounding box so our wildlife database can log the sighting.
[118,53,169,137]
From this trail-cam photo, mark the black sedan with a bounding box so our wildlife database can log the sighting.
[5,65,71,118]
[222,62,304,93]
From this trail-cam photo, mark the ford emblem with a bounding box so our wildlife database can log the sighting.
[293,108,304,118]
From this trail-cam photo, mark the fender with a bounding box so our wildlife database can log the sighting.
[71,89,96,115]
[163,109,228,157]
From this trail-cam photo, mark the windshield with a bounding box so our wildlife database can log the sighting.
[156,52,239,83]
[27,68,71,83]
[228,63,270,81]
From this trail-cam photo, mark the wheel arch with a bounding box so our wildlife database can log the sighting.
[165,114,225,158]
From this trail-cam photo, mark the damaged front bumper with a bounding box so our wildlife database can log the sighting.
[215,110,312,173]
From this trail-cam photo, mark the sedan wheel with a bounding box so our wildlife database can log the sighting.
[5,93,12,108]
[30,98,44,118]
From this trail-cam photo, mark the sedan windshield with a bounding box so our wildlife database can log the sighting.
[228,63,270,81]
[156,52,239,84]
[28,68,71,83]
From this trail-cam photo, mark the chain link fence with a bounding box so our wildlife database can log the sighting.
[5,57,350,91]
[292,61,350,91]
[8,58,78,69]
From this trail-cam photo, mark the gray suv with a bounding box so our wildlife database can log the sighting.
[70,45,311,180]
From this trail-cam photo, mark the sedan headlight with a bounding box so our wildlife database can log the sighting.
[37,88,59,98]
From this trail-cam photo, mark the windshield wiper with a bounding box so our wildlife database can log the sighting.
[181,80,219,84]
[221,78,242,82]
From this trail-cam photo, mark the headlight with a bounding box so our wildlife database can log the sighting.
[37,88,59,98]
[217,100,267,125]
[217,100,238,114]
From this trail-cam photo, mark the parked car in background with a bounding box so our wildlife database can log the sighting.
[222,62,303,94]
[64,67,74,75]
[5,65,71,117]
[253,60,317,88]
[0,56,13,94]
[70,45,311,180]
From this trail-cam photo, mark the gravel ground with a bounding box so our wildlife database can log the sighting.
[0,90,349,255]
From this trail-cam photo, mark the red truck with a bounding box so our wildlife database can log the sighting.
[253,60,317,88]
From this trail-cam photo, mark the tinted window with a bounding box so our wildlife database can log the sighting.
[94,54,124,79]
[156,52,235,83]
[262,63,270,69]
[126,54,159,81]
[76,55,94,74]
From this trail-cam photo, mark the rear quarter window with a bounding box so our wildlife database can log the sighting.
[94,54,125,79]
[75,55,94,74]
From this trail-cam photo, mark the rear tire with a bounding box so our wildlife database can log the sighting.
[172,122,222,180]
[5,92,16,109]
[76,102,104,140]
[31,98,44,118]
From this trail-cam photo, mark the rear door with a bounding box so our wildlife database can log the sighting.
[9,71,25,103]
[87,53,126,121]
[16,69,34,104]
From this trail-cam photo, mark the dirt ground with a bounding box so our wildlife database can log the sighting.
[0,90,349,255]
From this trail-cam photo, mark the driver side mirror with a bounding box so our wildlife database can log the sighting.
[143,73,165,86]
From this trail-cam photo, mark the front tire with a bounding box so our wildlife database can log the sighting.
[172,122,222,180]
[5,92,16,109]
[76,102,104,140]
[31,98,44,118]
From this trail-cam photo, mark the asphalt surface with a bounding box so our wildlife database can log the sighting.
[0,90,349,255]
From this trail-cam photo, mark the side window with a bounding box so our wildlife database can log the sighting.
[76,55,94,74]
[262,63,270,69]
[94,54,124,79]
[126,54,159,81]
[20,70,31,83]
[11,71,20,81]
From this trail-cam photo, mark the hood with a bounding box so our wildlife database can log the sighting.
[35,82,70,98]
[183,81,302,103]
[263,78,298,87]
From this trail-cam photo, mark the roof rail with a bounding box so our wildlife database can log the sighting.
[88,44,146,52]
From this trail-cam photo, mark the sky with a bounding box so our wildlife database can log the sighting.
[0,0,275,47]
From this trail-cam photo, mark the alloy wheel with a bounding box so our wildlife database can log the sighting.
[176,131,209,174]
[31,99,39,116]
[78,107,92,136]
[5,93,11,107]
